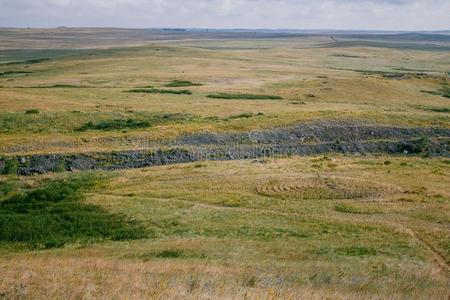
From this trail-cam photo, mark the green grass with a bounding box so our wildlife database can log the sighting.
[336,246,378,256]
[0,71,33,77]
[424,107,450,113]
[76,113,198,132]
[1,159,19,175]
[2,58,50,65]
[126,88,192,95]
[77,119,151,131]
[0,112,198,134]
[25,109,40,114]
[0,174,147,250]
[335,203,380,215]
[164,80,202,87]
[156,249,185,258]
[207,93,283,100]
[225,112,265,120]
[421,85,450,98]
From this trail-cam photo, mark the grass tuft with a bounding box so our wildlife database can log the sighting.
[156,249,185,258]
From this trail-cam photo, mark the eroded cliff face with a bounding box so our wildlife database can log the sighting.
[2,121,449,175]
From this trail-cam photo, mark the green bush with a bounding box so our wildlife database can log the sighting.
[0,71,33,77]
[156,249,185,258]
[164,80,202,87]
[77,119,150,131]
[76,113,195,132]
[207,93,282,100]
[427,107,450,113]
[421,85,450,98]
[25,109,40,114]
[2,159,18,175]
[126,88,192,95]
[225,112,264,120]
[0,174,147,249]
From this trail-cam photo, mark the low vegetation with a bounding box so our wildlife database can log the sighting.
[0,71,33,77]
[77,119,151,131]
[225,112,265,120]
[0,112,197,134]
[126,88,192,95]
[76,113,196,132]
[25,109,40,114]
[421,106,450,113]
[207,93,283,100]
[335,203,381,214]
[2,58,50,65]
[0,174,147,250]
[164,80,202,87]
[421,85,450,98]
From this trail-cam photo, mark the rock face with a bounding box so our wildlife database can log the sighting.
[1,122,449,175]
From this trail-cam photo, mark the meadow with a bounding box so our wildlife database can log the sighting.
[0,28,449,299]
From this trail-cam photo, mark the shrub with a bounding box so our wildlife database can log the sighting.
[2,159,18,175]
[126,88,192,95]
[25,109,40,114]
[164,80,202,87]
[76,113,194,132]
[156,249,185,258]
[0,174,147,249]
[77,119,150,131]
[5,58,50,65]
[421,85,450,98]
[0,71,33,77]
[426,107,450,113]
[225,112,264,120]
[207,93,282,100]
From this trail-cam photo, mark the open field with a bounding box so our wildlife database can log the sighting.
[1,156,449,298]
[0,29,449,155]
[0,28,449,299]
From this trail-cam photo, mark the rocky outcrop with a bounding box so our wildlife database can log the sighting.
[1,122,449,175]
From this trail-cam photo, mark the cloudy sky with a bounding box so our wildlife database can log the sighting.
[0,0,449,31]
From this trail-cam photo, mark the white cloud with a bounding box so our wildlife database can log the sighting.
[0,0,449,30]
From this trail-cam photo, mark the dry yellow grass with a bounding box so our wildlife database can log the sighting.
[1,155,448,299]
[1,35,449,154]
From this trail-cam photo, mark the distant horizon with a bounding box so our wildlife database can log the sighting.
[1,26,449,34]
[1,0,449,31]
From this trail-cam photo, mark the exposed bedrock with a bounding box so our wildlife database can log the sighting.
[1,122,449,175]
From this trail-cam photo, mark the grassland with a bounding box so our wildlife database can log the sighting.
[0,28,449,299]
[0,30,449,155]
[1,156,449,298]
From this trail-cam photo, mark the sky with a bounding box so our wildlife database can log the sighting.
[0,0,449,31]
